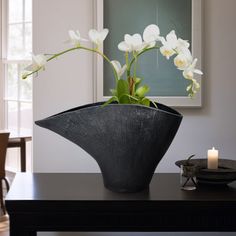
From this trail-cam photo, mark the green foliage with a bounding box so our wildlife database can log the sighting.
[104,77,156,108]
[140,97,150,107]
[136,85,150,98]
[117,79,129,100]
[101,96,119,107]
[134,77,142,90]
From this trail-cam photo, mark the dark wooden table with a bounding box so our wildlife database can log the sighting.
[7,133,32,172]
[5,173,236,235]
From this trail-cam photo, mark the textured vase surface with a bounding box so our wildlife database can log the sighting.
[35,102,182,192]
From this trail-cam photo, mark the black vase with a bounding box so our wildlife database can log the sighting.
[35,102,182,192]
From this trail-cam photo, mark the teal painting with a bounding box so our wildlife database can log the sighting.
[103,0,192,97]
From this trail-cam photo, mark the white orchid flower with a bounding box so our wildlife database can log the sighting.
[111,60,127,77]
[160,44,176,59]
[160,30,178,59]
[160,31,191,60]
[143,24,161,48]
[25,54,47,71]
[176,38,190,53]
[178,38,190,48]
[174,48,193,70]
[160,30,178,47]
[186,79,200,96]
[68,30,88,47]
[89,28,109,46]
[183,58,203,80]
[118,34,144,52]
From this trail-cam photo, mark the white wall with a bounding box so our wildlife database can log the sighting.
[33,0,100,173]
[34,0,236,235]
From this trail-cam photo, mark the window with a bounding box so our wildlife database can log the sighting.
[1,0,32,134]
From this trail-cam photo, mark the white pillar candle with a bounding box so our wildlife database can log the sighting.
[207,147,218,169]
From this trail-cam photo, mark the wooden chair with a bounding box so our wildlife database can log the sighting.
[0,132,10,214]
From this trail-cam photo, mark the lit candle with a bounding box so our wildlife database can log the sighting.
[207,147,218,169]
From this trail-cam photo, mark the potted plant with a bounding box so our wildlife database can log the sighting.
[23,24,202,192]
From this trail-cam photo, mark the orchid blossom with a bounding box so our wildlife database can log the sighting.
[89,29,109,46]
[22,54,47,79]
[111,60,127,78]
[118,24,161,52]
[143,24,161,47]
[22,24,202,106]
[160,30,191,60]
[25,54,47,72]
[174,48,192,70]
[183,58,203,80]
[176,38,190,53]
[159,30,178,59]
[118,34,146,52]
[68,30,88,47]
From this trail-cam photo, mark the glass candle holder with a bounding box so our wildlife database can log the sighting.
[180,164,197,191]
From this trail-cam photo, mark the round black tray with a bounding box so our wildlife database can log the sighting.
[175,159,236,185]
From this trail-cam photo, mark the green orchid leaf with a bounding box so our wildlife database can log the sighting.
[119,94,131,104]
[126,94,139,102]
[150,100,158,108]
[135,85,150,98]
[101,96,119,107]
[134,77,143,91]
[117,79,129,99]
[119,94,139,104]
[141,97,150,107]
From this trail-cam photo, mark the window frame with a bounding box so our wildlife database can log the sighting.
[1,0,32,134]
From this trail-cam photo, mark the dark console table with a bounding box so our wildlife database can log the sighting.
[5,173,236,235]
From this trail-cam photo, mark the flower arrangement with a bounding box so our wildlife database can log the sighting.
[23,24,202,107]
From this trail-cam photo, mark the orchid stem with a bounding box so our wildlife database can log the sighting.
[24,46,119,82]
[125,52,130,78]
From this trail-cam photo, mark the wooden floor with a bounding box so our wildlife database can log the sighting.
[0,171,15,236]
[0,214,9,236]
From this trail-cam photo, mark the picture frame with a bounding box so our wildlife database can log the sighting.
[93,0,202,107]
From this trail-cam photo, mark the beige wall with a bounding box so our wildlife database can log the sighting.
[33,0,100,172]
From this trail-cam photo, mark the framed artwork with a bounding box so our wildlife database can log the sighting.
[94,0,202,107]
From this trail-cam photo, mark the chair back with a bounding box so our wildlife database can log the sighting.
[0,132,10,178]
